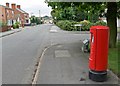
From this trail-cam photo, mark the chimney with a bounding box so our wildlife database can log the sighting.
[11,3,16,9]
[17,5,21,9]
[6,3,9,7]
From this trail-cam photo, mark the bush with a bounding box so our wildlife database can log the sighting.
[79,20,107,31]
[15,22,20,28]
[56,20,107,31]
[80,20,94,31]
[12,22,20,29]
[94,20,107,26]
[56,20,77,31]
[12,24,16,29]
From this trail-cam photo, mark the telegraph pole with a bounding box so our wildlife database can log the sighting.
[39,10,40,18]
[39,10,41,24]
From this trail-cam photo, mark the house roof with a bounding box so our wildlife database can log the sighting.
[16,8,28,14]
[0,5,13,10]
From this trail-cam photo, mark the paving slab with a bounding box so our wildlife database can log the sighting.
[55,50,71,58]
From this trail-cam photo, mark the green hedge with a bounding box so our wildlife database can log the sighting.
[56,20,107,31]
[79,20,94,31]
[56,20,77,31]
[94,20,107,26]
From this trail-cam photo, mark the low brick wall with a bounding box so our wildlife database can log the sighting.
[0,26,10,32]
[0,27,2,32]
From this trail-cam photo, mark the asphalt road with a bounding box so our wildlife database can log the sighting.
[1,24,90,84]
[2,24,52,84]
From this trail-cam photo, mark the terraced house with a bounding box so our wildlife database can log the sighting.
[11,3,30,27]
[0,3,30,32]
[0,3,14,32]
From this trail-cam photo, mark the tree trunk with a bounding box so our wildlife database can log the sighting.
[107,2,117,48]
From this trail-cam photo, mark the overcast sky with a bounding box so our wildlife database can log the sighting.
[0,0,52,17]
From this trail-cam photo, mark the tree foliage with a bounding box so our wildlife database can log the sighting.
[46,1,120,48]
[30,16,41,24]
[47,2,107,22]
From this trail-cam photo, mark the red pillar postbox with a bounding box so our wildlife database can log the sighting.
[89,25,109,82]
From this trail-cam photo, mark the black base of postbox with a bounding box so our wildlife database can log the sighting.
[89,70,107,82]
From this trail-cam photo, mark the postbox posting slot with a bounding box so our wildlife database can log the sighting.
[91,34,94,43]
[90,33,94,44]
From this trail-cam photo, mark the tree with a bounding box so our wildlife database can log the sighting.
[76,2,119,48]
[107,2,117,48]
[74,2,120,48]
[46,1,120,48]
[30,16,36,23]
[30,16,41,24]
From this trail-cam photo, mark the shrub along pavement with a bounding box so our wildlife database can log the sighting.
[56,20,107,31]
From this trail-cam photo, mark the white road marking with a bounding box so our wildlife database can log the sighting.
[50,29,58,32]
[50,26,58,33]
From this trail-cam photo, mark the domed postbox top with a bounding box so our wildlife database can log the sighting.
[90,25,109,30]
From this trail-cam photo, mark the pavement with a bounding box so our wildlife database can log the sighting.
[1,24,120,85]
[0,26,34,38]
[0,29,21,38]
[36,25,120,85]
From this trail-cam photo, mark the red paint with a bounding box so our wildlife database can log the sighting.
[89,26,109,71]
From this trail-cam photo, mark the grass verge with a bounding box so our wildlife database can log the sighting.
[108,41,120,78]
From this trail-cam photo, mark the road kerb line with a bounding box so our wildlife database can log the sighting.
[32,44,59,85]
[0,29,22,38]
[32,47,48,85]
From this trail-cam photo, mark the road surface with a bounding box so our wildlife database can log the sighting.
[1,24,90,84]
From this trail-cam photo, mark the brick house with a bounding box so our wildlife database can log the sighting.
[0,3,15,32]
[24,12,31,26]
[0,3,30,32]
[11,3,30,27]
